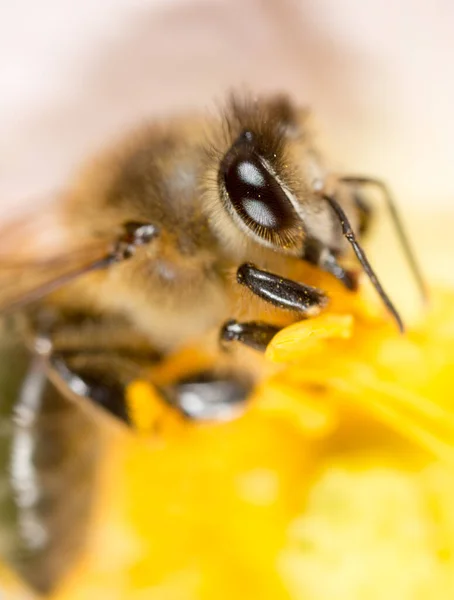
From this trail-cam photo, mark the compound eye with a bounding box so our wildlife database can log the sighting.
[221,151,297,231]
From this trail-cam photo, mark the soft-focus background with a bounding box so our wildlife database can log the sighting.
[1,0,453,283]
[1,0,454,208]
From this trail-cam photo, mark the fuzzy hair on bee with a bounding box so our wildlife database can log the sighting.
[0,92,426,594]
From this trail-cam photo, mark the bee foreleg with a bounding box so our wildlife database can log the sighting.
[236,263,328,315]
[220,319,280,352]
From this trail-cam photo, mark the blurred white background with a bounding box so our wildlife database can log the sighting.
[0,0,453,278]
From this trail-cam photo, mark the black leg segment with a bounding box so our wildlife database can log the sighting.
[220,319,281,352]
[48,354,131,424]
[237,263,328,316]
[161,371,251,421]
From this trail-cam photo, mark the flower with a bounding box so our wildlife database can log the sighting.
[46,278,454,600]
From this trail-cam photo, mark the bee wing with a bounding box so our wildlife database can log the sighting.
[0,244,112,313]
[0,206,114,313]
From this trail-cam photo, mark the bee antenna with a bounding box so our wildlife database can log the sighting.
[323,193,405,333]
[340,176,428,303]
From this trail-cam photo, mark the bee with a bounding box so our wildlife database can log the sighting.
[0,93,425,594]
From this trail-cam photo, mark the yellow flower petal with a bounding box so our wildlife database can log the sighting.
[252,378,337,438]
[265,314,354,362]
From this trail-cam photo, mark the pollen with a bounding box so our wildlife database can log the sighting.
[126,380,164,434]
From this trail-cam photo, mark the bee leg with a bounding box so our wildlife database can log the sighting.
[44,340,252,425]
[228,263,329,352]
[48,352,137,424]
[160,371,252,422]
[36,315,253,425]
[220,319,280,352]
[50,351,253,424]
[352,192,374,236]
[303,238,358,291]
[236,263,328,315]
[28,313,161,425]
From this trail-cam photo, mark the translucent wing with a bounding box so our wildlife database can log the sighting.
[0,206,116,313]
